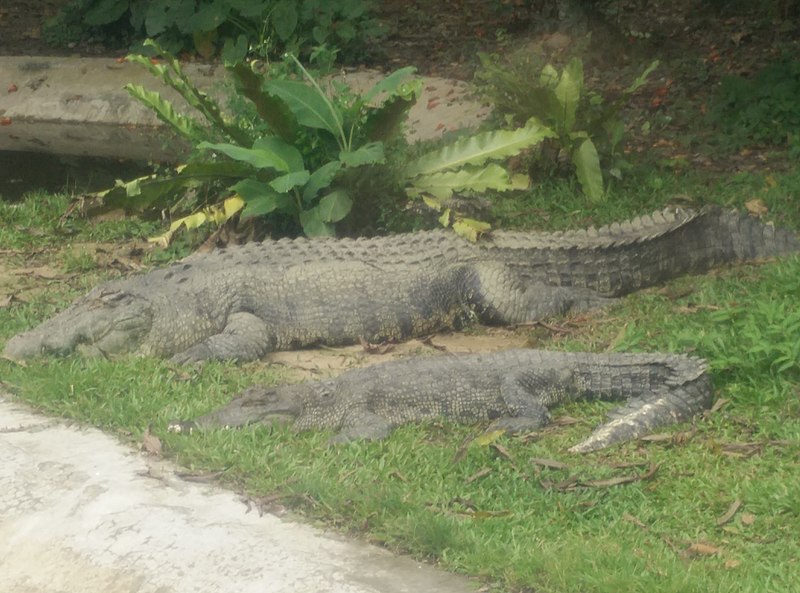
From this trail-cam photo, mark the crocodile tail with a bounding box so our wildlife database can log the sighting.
[568,357,712,453]
[710,207,800,260]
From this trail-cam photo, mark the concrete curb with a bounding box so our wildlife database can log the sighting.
[0,57,489,160]
[0,393,475,593]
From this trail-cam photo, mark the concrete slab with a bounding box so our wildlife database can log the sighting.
[0,56,489,160]
[0,393,475,593]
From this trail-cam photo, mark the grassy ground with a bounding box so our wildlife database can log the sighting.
[1,166,799,592]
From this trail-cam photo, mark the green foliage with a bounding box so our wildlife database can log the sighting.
[476,52,658,202]
[710,57,800,150]
[404,120,554,238]
[95,42,418,238]
[92,41,550,240]
[45,0,384,62]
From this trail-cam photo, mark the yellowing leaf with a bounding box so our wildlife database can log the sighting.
[224,195,245,217]
[421,194,445,211]
[474,429,505,446]
[452,218,492,242]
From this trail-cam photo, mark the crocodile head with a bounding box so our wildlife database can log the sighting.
[188,384,309,430]
[3,289,154,360]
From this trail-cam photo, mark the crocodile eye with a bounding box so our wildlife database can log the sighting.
[99,290,131,304]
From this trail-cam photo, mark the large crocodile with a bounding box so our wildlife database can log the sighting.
[170,349,712,453]
[3,207,798,363]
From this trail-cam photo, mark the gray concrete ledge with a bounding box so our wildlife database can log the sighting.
[0,56,489,161]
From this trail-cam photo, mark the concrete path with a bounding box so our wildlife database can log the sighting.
[0,56,489,160]
[0,394,474,593]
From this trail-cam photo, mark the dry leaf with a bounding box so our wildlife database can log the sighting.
[465,468,492,484]
[724,558,742,569]
[686,542,721,556]
[581,463,659,488]
[745,198,769,216]
[490,443,515,463]
[141,426,162,456]
[622,513,647,529]
[709,398,730,414]
[740,513,756,526]
[716,499,742,526]
[359,337,395,355]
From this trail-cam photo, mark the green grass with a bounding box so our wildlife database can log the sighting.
[1,169,799,592]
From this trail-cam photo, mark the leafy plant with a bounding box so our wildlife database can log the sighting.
[46,0,384,62]
[88,41,555,241]
[710,56,800,150]
[403,119,555,238]
[92,42,418,239]
[476,52,658,202]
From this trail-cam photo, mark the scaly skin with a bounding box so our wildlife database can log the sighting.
[3,207,798,363]
[171,349,712,453]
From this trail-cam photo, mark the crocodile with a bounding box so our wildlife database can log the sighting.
[3,207,798,363]
[170,349,712,453]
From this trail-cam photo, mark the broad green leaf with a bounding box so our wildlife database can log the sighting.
[184,1,229,32]
[317,190,353,222]
[240,192,295,219]
[452,218,492,242]
[265,79,343,138]
[178,160,254,180]
[85,0,129,25]
[270,170,311,193]
[409,164,528,195]
[339,142,385,167]
[300,207,335,236]
[231,179,281,202]
[233,179,295,218]
[403,119,555,178]
[302,161,342,204]
[272,0,298,41]
[438,208,452,227]
[221,34,248,66]
[554,58,583,132]
[253,136,305,172]
[198,138,299,173]
[363,67,418,103]
[572,138,604,203]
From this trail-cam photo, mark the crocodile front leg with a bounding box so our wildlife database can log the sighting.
[170,312,274,363]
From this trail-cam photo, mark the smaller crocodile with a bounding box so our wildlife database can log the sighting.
[171,349,712,453]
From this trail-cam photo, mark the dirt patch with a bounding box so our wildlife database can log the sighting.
[266,329,532,382]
